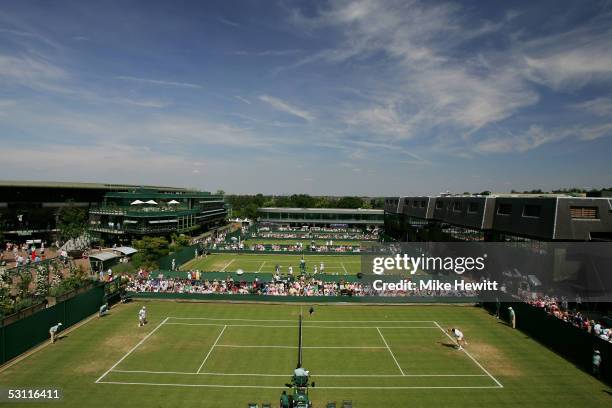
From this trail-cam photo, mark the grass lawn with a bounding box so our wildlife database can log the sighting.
[1,301,610,407]
[181,253,362,274]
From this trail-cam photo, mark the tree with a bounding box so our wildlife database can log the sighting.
[170,234,190,251]
[132,236,170,270]
[336,196,365,208]
[57,201,88,242]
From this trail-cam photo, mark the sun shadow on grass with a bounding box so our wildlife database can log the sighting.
[440,342,457,349]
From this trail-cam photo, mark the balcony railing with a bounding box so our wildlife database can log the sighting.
[89,205,207,217]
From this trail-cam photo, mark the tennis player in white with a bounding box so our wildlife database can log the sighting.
[449,328,468,350]
[138,306,147,327]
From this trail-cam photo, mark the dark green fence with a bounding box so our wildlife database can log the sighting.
[0,284,105,365]
[483,300,612,385]
[158,244,204,270]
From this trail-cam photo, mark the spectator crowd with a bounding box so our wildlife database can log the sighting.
[529,296,612,343]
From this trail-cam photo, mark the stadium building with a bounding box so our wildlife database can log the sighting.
[257,207,384,228]
[384,194,612,242]
[0,181,227,243]
[88,189,226,242]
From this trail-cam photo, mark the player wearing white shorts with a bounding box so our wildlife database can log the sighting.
[138,306,147,327]
[449,328,468,350]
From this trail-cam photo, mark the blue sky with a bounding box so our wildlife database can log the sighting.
[0,0,611,195]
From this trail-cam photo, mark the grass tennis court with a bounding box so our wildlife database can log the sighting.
[1,301,610,408]
[181,253,362,275]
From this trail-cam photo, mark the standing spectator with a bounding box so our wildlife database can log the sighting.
[592,350,602,378]
[508,307,516,329]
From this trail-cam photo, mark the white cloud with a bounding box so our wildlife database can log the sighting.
[234,95,251,104]
[230,49,302,57]
[521,25,612,89]
[258,95,314,122]
[217,17,240,27]
[475,123,612,153]
[0,53,171,108]
[0,54,66,83]
[571,97,612,117]
[285,0,537,143]
[284,0,612,155]
[116,76,202,89]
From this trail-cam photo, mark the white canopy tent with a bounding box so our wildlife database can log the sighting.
[168,200,180,205]
[113,246,138,256]
[145,200,158,205]
[130,200,145,205]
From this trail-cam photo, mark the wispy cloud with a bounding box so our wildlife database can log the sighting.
[258,94,314,122]
[0,54,66,83]
[230,49,302,56]
[571,97,612,117]
[521,23,612,90]
[475,123,612,153]
[116,76,202,89]
[284,0,537,144]
[234,95,251,104]
[217,17,240,27]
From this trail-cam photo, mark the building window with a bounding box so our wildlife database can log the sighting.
[420,200,427,208]
[497,203,512,215]
[570,206,599,219]
[522,205,541,218]
[412,200,419,208]
[435,201,444,209]
[468,202,479,213]
[453,201,462,212]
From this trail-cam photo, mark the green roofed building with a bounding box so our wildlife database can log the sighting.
[0,180,228,243]
[257,207,383,228]
[89,188,227,241]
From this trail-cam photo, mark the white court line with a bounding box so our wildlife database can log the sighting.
[112,369,487,377]
[219,259,235,271]
[257,261,266,272]
[97,381,500,390]
[196,325,227,374]
[376,327,405,376]
[340,262,348,274]
[168,317,436,323]
[215,345,387,349]
[165,322,438,329]
[95,317,169,383]
[433,321,503,388]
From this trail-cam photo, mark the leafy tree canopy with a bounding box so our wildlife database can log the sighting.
[57,201,88,242]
